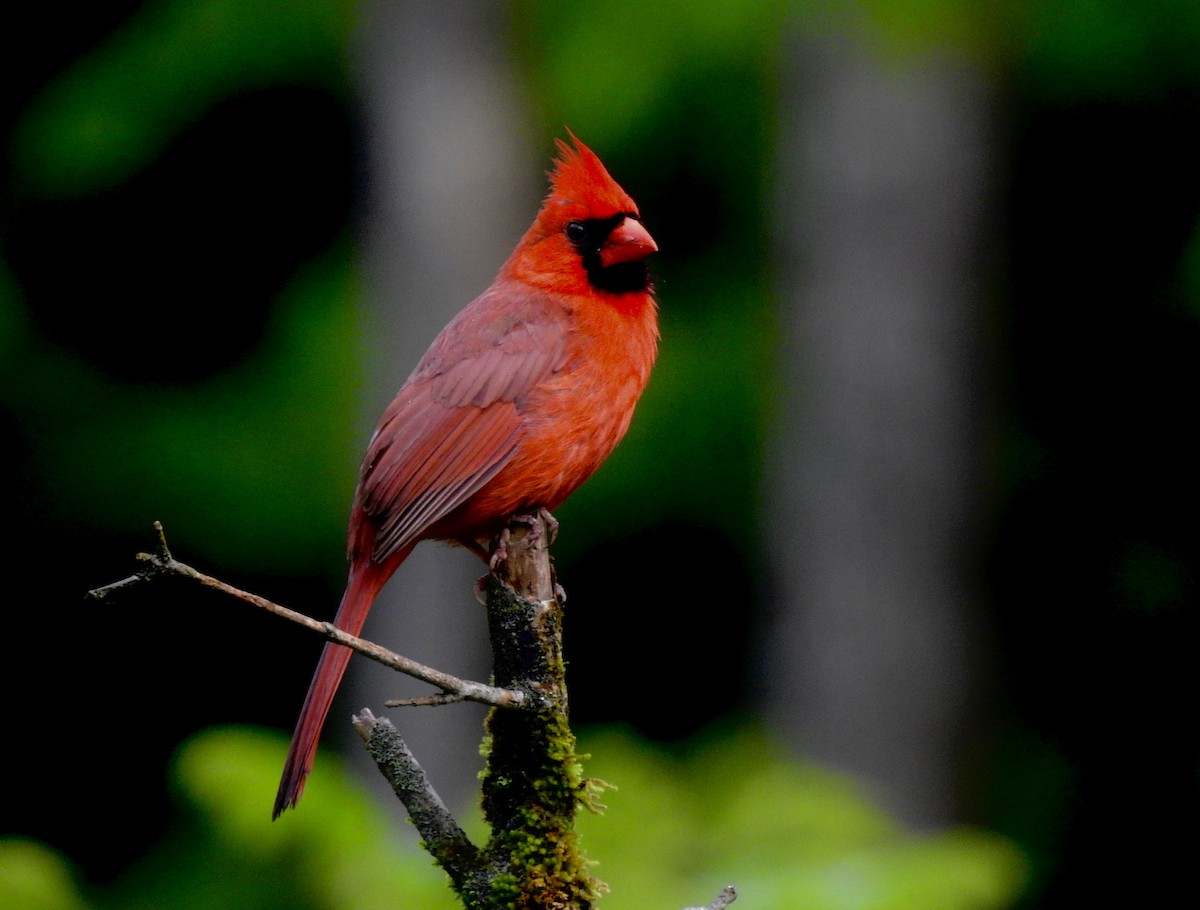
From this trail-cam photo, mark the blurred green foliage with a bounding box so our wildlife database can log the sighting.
[12,0,352,196]
[0,726,1025,910]
[5,244,362,573]
[0,840,88,910]
[1015,0,1200,100]
[1,728,457,910]
[2,0,360,574]
[576,726,1026,910]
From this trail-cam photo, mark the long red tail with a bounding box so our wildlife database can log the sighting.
[273,550,409,818]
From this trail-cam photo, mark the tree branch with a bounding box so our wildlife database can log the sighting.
[85,522,524,710]
[355,709,485,893]
[472,513,601,910]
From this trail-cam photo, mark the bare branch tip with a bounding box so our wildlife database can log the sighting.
[352,708,380,741]
[84,574,138,602]
[151,521,173,560]
[385,693,468,708]
[683,885,737,910]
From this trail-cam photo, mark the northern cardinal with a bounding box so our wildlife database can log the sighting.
[273,133,658,817]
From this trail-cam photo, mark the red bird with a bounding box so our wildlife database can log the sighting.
[274,133,659,817]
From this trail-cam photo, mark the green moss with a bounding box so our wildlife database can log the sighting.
[476,705,601,909]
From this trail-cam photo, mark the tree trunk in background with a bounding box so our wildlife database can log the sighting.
[349,0,532,823]
[764,32,996,827]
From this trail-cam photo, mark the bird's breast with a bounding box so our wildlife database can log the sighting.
[436,295,658,540]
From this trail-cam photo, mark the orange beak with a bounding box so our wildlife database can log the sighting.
[599,217,658,268]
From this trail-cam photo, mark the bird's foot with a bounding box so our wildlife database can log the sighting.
[488,527,512,570]
[510,506,558,544]
[487,507,559,569]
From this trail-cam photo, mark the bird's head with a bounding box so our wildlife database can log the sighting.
[506,131,657,298]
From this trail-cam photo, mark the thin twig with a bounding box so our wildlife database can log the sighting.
[86,522,525,710]
[385,693,469,707]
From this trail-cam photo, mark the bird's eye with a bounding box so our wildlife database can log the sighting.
[565,221,589,244]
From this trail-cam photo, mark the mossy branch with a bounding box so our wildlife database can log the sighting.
[360,515,600,909]
[474,515,601,910]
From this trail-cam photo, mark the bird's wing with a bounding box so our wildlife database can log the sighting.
[355,286,570,562]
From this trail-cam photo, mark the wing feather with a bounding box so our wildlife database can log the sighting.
[353,284,571,563]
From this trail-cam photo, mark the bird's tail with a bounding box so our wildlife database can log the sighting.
[272,550,408,818]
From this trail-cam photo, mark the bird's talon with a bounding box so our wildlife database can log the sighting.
[540,507,560,544]
[489,528,511,570]
[505,507,559,546]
